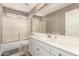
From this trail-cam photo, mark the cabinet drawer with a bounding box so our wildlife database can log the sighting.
[33,44,50,56]
[38,47,50,56]
[33,39,50,52]
[51,46,74,56]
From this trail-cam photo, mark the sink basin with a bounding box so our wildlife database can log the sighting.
[57,39,79,48]
[45,36,79,48]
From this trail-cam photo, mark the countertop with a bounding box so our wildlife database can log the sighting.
[30,33,79,55]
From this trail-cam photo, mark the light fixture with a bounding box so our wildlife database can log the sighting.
[27,3,47,19]
[36,3,47,10]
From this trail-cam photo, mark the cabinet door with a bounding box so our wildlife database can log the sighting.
[33,39,50,52]
[28,38,51,56]
[32,44,50,56]
[51,46,74,56]
[31,44,39,56]
[38,47,50,56]
[28,39,39,56]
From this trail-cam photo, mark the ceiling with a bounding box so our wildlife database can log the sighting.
[2,3,38,13]
[35,3,72,16]
[2,3,72,17]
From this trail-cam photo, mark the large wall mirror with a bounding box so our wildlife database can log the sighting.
[32,17,46,33]
[2,13,31,43]
[1,13,46,43]
[65,8,79,37]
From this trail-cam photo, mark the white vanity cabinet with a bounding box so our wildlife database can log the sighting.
[28,36,76,56]
[38,47,50,56]
[28,38,39,56]
[50,46,75,56]
[28,37,50,56]
[34,40,50,56]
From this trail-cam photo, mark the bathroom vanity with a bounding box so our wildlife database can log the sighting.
[28,33,79,56]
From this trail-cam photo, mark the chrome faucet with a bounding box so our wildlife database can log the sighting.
[52,32,60,39]
[52,32,60,35]
[47,33,52,38]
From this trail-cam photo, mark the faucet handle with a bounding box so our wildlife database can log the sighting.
[47,33,51,38]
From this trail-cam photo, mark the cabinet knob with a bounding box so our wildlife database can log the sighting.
[58,54,62,56]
